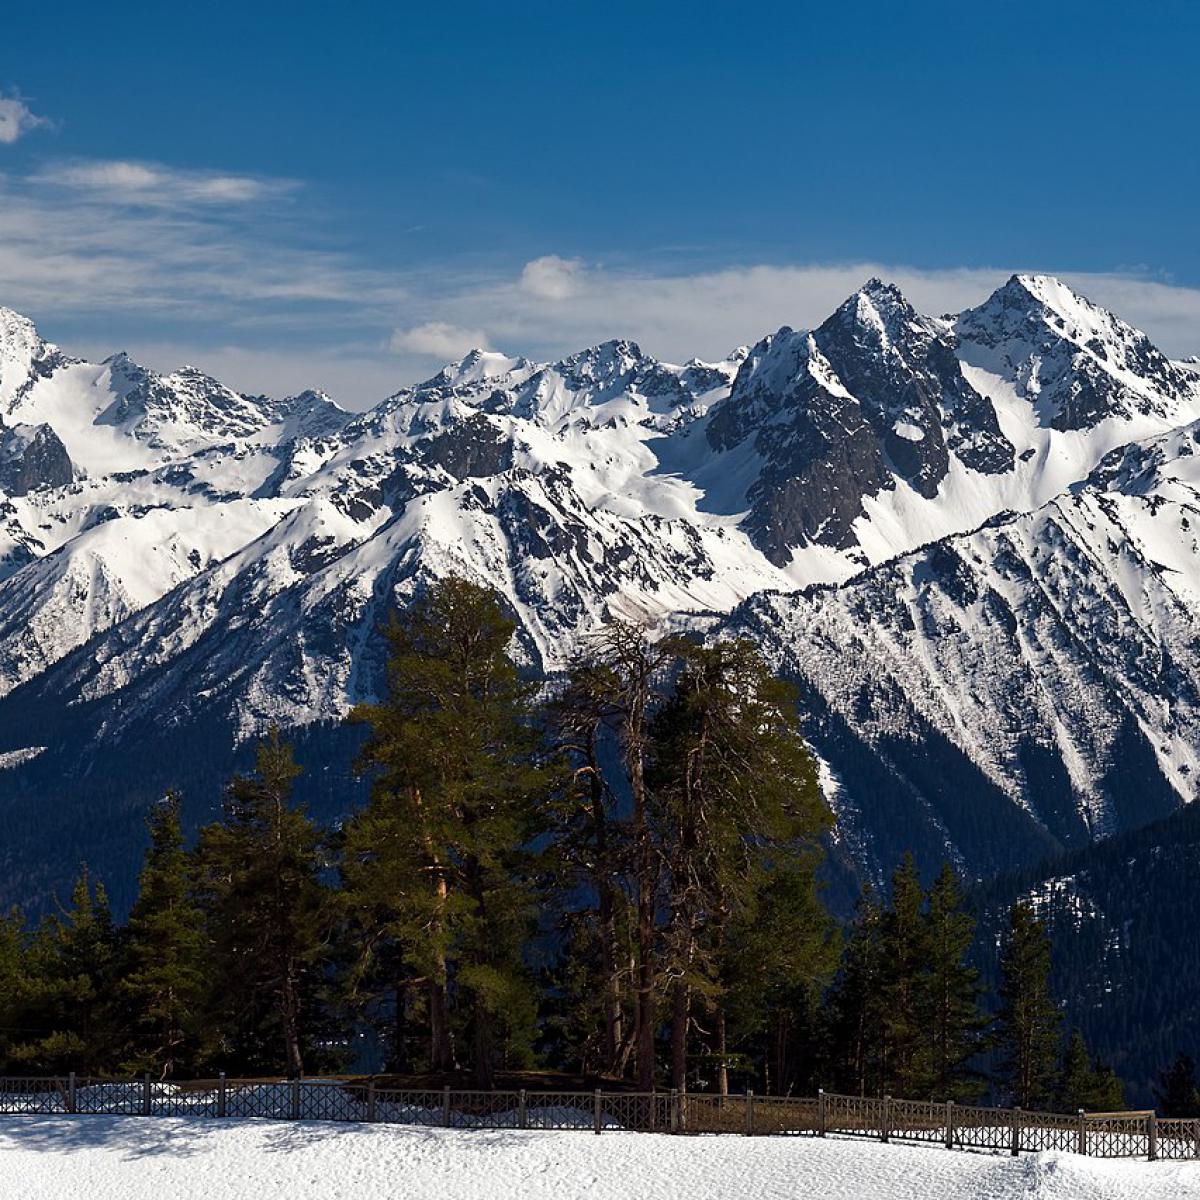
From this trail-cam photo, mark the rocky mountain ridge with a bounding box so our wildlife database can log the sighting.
[0,276,1197,905]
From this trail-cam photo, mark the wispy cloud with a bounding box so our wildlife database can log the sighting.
[389,321,493,358]
[389,259,1200,369]
[1,150,1198,409]
[31,159,298,206]
[0,92,53,145]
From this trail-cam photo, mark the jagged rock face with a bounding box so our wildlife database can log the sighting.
[0,274,1198,908]
[709,329,895,559]
[707,281,1020,565]
[0,424,73,495]
[956,274,1198,431]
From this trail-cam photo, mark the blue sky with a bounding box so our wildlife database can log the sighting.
[1,0,1198,405]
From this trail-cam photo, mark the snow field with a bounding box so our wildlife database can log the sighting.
[1,1114,1198,1200]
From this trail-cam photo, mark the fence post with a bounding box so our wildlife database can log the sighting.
[290,1078,300,1121]
[593,1089,601,1136]
[218,1072,226,1119]
[745,1089,754,1136]
[518,1088,527,1130]
[1148,1110,1158,1162]
[367,1080,376,1124]
[1193,1117,1200,1160]
[143,1073,151,1117]
[881,1095,891,1143]
[669,1089,679,1133]
[945,1100,954,1149]
[442,1086,451,1128]
[1010,1107,1020,1156]
[67,1071,76,1115]
[1077,1109,1087,1156]
[818,1088,827,1137]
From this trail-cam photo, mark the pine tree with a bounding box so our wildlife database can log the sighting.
[0,908,30,1071]
[13,868,120,1072]
[826,887,888,1096]
[196,728,330,1077]
[546,661,636,1078]
[558,619,677,1091]
[1057,1029,1125,1111]
[120,793,207,1078]
[1156,1052,1200,1117]
[997,901,1060,1108]
[923,863,987,1100]
[879,854,928,1096]
[724,860,837,1096]
[648,637,829,1092]
[347,577,550,1087]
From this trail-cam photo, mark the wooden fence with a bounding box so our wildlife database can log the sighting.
[1,1076,1194,1161]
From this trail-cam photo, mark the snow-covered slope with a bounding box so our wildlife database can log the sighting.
[0,276,1198,904]
[1,1116,1195,1200]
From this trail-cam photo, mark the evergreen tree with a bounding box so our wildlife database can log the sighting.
[997,901,1060,1108]
[545,661,637,1079]
[0,908,29,1071]
[558,619,677,1091]
[879,854,928,1096]
[724,860,837,1096]
[923,863,987,1100]
[826,887,888,1096]
[1058,1029,1125,1112]
[12,868,120,1072]
[648,638,829,1092]
[1156,1052,1200,1117]
[347,577,550,1087]
[120,793,207,1078]
[196,729,330,1077]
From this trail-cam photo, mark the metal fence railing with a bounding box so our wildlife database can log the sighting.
[0,1075,1193,1161]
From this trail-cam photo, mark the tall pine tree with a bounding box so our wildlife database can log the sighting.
[997,901,1060,1108]
[346,577,549,1087]
[120,793,207,1078]
[648,638,829,1092]
[196,729,330,1077]
[923,863,987,1100]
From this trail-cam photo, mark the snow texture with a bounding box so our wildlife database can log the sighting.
[0,1115,1196,1200]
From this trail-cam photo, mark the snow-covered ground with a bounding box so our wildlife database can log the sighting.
[0,1115,1197,1200]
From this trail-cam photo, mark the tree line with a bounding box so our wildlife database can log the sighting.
[0,577,1167,1109]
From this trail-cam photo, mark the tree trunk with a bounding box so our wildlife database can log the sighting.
[670,977,688,1092]
[429,976,450,1073]
[716,1004,729,1096]
[473,993,494,1090]
[281,960,305,1079]
[633,745,657,1092]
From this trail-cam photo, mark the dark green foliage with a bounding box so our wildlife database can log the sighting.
[997,902,1060,1108]
[825,887,888,1096]
[923,863,987,1100]
[879,854,928,1096]
[973,801,1200,1105]
[1057,1029,1125,1112]
[826,861,987,1100]
[195,728,332,1077]
[119,793,207,1077]
[11,868,120,1072]
[1156,1052,1199,1118]
[344,577,550,1087]
[648,638,830,1091]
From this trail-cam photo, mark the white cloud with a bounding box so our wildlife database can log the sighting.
[32,159,295,206]
[389,321,491,358]
[2,147,1199,410]
[519,254,586,300]
[412,258,1200,366]
[0,93,52,145]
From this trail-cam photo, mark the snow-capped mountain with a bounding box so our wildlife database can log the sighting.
[0,276,1197,908]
